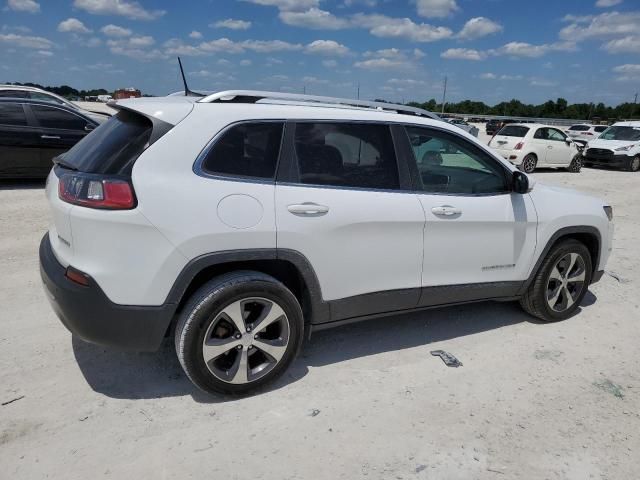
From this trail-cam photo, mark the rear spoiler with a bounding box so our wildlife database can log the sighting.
[109,103,176,146]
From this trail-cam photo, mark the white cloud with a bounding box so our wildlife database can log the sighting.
[279,8,349,29]
[240,59,252,66]
[529,79,558,87]
[613,63,640,81]
[242,0,319,10]
[560,11,639,42]
[0,32,52,48]
[189,30,202,39]
[352,13,452,42]
[7,0,39,13]
[322,59,337,67]
[36,49,52,56]
[413,48,425,58]
[595,0,622,7]
[344,0,376,6]
[441,47,486,60]
[212,18,252,30]
[415,0,459,18]
[387,78,427,86]
[58,18,92,34]
[479,72,523,80]
[243,39,302,52]
[305,39,350,56]
[457,17,502,40]
[602,35,640,53]
[354,57,410,70]
[363,47,406,60]
[491,41,548,58]
[73,0,165,21]
[302,75,328,84]
[107,34,160,60]
[101,24,132,37]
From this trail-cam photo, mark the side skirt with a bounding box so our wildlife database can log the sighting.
[312,281,523,333]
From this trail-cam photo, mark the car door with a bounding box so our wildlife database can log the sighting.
[0,102,42,177]
[401,125,538,305]
[275,121,425,321]
[530,127,554,165]
[27,104,92,174]
[545,128,574,166]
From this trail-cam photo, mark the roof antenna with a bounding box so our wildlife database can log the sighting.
[178,57,197,97]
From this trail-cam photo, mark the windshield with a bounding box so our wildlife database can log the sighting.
[599,126,640,141]
[498,125,529,137]
[60,109,152,174]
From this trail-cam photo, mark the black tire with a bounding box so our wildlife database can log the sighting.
[175,271,304,395]
[567,155,582,173]
[520,154,537,173]
[625,156,640,172]
[520,239,592,322]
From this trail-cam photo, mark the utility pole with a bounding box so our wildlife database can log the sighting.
[357,82,360,100]
[634,92,638,118]
[303,85,306,94]
[441,76,447,114]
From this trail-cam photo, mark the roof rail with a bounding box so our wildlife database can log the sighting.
[197,90,440,120]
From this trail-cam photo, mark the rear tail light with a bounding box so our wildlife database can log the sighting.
[58,172,136,210]
[65,266,91,286]
[514,142,524,150]
[585,132,593,136]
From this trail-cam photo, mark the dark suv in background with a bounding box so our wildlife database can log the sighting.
[0,98,98,179]
[486,119,515,136]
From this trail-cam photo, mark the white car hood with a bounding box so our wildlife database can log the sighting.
[586,138,637,150]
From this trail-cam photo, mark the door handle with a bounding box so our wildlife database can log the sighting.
[547,145,553,149]
[41,135,61,140]
[431,206,461,216]
[287,203,329,216]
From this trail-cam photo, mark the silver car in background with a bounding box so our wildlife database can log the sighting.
[447,118,479,137]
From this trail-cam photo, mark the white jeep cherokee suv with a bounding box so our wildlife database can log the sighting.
[39,91,614,395]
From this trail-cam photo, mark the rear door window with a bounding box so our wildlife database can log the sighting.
[0,103,28,126]
[497,125,529,137]
[201,122,284,179]
[293,122,399,190]
[60,109,152,173]
[0,90,29,99]
[31,105,87,130]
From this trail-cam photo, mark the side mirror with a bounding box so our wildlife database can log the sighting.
[512,171,531,194]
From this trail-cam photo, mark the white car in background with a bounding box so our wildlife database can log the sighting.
[582,121,640,172]
[567,124,608,147]
[489,123,582,173]
[447,118,479,137]
[0,84,110,124]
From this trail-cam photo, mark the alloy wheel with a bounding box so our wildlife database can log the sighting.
[522,156,536,173]
[546,253,586,312]
[201,297,290,384]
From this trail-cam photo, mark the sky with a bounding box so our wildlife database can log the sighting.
[1,0,639,105]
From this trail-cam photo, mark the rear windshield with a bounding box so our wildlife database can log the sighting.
[498,125,529,137]
[60,110,153,174]
[569,125,590,131]
[599,126,640,141]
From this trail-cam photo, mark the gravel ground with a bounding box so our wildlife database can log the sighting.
[1,156,639,478]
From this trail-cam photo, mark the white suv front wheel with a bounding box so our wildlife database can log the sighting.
[175,271,304,395]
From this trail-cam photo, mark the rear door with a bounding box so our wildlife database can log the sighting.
[275,121,425,320]
[0,102,41,177]
[27,104,92,175]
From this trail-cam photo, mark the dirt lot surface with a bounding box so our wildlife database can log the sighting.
[1,164,639,479]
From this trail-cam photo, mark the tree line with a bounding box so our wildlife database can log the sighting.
[406,97,638,121]
[6,82,638,120]
[6,82,110,98]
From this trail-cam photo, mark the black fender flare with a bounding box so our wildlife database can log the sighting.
[164,248,330,324]
[518,225,602,295]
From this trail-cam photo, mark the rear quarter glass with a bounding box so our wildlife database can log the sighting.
[59,110,153,175]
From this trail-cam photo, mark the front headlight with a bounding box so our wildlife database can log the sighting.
[614,144,636,152]
[603,206,613,221]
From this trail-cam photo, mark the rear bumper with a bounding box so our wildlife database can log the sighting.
[39,233,175,351]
